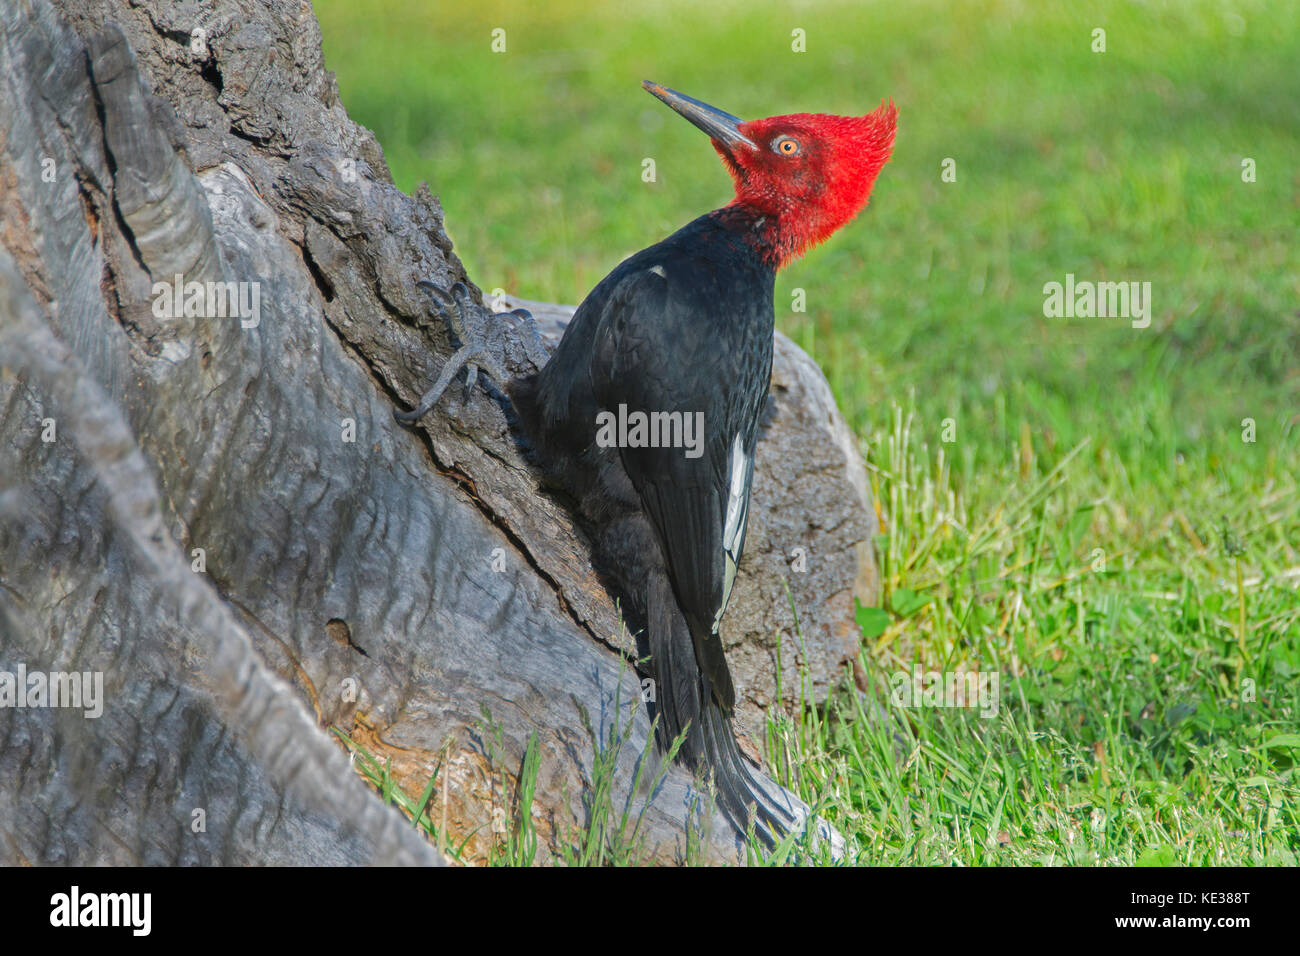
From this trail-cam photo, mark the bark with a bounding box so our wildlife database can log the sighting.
[0,0,879,865]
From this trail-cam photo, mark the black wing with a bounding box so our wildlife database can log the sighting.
[588,257,771,711]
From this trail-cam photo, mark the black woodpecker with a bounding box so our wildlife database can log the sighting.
[398,81,897,845]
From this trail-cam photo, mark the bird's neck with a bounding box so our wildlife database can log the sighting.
[710,201,817,271]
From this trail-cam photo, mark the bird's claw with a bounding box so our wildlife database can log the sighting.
[394,280,522,425]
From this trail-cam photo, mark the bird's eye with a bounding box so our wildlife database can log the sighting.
[774,137,800,156]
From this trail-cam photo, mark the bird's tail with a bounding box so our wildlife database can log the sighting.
[646,570,807,848]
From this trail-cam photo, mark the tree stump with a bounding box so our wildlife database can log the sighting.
[0,0,878,865]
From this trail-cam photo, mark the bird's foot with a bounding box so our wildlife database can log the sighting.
[394,281,535,425]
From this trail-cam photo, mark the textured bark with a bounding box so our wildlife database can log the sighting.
[0,0,878,865]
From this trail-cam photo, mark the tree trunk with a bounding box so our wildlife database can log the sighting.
[0,0,878,865]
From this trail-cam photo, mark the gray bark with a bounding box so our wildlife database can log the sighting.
[0,0,878,865]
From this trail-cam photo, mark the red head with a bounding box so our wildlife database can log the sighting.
[644,82,897,268]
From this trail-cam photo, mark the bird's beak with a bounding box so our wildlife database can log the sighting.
[643,81,757,152]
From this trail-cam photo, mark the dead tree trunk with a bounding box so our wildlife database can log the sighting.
[0,0,879,865]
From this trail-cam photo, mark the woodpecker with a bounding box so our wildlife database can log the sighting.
[399,82,896,845]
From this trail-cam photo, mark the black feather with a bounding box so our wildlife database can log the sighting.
[509,206,784,842]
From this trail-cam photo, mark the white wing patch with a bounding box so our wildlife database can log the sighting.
[712,433,752,634]
[648,264,667,278]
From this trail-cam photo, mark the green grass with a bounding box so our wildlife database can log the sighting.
[767,405,1299,864]
[331,727,478,863]
[316,0,1300,864]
